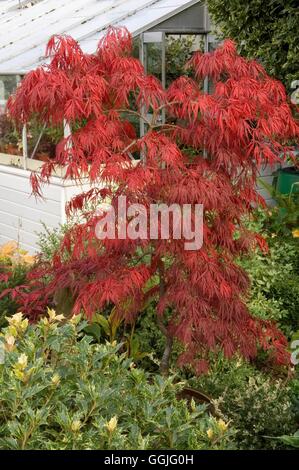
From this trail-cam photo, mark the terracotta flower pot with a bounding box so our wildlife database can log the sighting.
[36,152,50,162]
[4,144,22,156]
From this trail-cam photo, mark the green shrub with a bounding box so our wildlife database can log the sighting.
[240,211,299,336]
[0,241,34,327]
[215,374,296,449]
[207,0,299,90]
[191,356,296,450]
[133,302,170,370]
[0,311,236,450]
[37,223,73,264]
[0,263,28,328]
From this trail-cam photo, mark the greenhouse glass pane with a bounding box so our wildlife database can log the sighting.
[0,75,18,112]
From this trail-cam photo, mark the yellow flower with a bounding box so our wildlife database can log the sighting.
[217,419,228,432]
[106,416,118,433]
[51,373,61,386]
[70,314,82,326]
[71,420,81,432]
[190,398,196,412]
[0,241,17,258]
[6,313,28,337]
[47,308,65,323]
[20,318,29,332]
[4,334,16,352]
[14,369,25,381]
[292,229,299,238]
[17,353,28,370]
[7,312,24,325]
[7,325,18,337]
[22,254,35,265]
[207,428,214,439]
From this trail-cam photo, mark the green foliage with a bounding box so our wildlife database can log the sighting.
[0,113,19,148]
[0,113,63,158]
[0,312,236,450]
[0,264,28,328]
[207,0,299,90]
[27,118,63,158]
[241,238,299,333]
[133,302,166,366]
[84,310,151,363]
[37,224,65,262]
[165,35,199,86]
[239,209,299,336]
[214,374,296,449]
[258,177,299,236]
[278,430,299,448]
[190,356,296,449]
[37,223,74,263]
[133,35,198,88]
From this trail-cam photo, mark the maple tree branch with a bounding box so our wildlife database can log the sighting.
[121,139,138,157]
[152,123,180,131]
[112,108,152,127]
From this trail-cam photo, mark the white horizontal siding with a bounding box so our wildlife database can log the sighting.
[0,186,61,215]
[0,221,39,248]
[0,169,62,201]
[0,161,95,253]
[0,232,37,254]
[0,209,48,235]
[0,163,63,253]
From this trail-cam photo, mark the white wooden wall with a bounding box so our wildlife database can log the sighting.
[0,163,63,253]
[0,158,91,253]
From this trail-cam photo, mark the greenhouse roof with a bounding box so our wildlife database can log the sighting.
[0,0,208,74]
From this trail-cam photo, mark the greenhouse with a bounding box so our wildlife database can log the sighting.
[0,0,214,103]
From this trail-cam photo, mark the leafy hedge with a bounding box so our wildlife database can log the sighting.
[0,311,235,450]
[207,0,299,90]
[190,355,297,450]
[239,209,299,336]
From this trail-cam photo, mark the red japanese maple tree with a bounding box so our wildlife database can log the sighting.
[7,27,299,373]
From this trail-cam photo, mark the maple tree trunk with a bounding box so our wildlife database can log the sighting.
[159,331,173,376]
[158,261,173,375]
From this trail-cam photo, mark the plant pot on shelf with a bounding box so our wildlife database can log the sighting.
[35,152,51,162]
[1,143,22,156]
